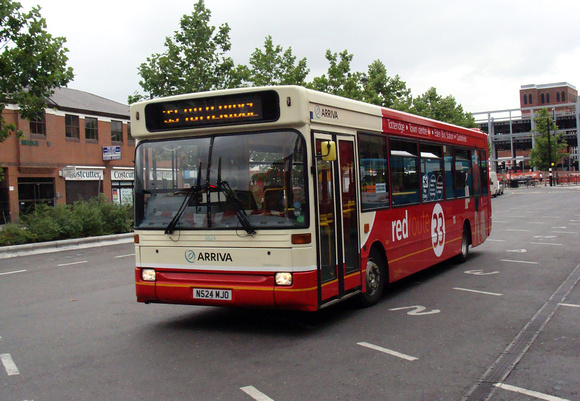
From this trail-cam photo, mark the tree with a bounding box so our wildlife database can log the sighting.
[529,108,568,171]
[129,0,243,103]
[245,35,309,87]
[361,59,412,111]
[308,49,363,100]
[410,87,475,128]
[0,0,74,141]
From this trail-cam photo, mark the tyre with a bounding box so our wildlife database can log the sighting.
[360,249,386,307]
[455,224,470,263]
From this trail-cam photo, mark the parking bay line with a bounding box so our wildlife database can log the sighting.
[453,287,503,297]
[1,353,19,376]
[500,259,539,265]
[494,383,570,401]
[114,253,135,258]
[559,303,580,308]
[57,260,88,267]
[357,342,418,361]
[0,269,27,276]
[240,386,275,401]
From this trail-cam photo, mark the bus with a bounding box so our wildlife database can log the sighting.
[131,86,491,311]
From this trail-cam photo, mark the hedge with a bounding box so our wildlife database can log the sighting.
[0,195,133,246]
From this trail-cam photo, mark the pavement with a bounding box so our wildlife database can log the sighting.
[0,232,135,260]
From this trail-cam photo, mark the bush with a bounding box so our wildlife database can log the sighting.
[0,195,134,246]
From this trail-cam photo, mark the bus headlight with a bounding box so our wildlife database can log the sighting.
[275,272,293,286]
[142,268,156,282]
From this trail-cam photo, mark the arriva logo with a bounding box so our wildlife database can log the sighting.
[185,250,196,263]
[185,250,233,263]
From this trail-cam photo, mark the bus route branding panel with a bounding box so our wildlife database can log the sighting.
[391,203,446,257]
[384,118,468,144]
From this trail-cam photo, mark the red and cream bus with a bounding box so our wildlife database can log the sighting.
[131,86,491,311]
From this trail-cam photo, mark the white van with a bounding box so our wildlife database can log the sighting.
[489,171,501,196]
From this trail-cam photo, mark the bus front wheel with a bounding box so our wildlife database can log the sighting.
[360,250,386,307]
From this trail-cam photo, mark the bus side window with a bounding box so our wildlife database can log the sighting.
[358,133,389,210]
[444,146,455,199]
[455,149,471,198]
[389,138,420,206]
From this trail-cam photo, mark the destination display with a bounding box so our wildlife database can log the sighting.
[144,91,280,131]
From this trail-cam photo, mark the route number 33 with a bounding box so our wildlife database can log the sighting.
[431,203,445,257]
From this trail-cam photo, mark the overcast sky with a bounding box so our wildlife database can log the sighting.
[17,0,580,116]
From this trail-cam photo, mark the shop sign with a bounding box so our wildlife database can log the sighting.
[112,169,134,181]
[64,168,104,181]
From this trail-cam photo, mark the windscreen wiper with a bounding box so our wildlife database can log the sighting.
[216,157,256,235]
[165,162,204,235]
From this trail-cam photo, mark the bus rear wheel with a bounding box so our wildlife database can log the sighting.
[360,250,386,307]
[455,224,471,263]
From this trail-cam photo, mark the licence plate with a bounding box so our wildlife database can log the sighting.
[193,288,232,301]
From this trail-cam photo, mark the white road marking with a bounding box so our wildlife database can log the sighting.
[486,239,506,242]
[506,249,527,253]
[453,287,503,297]
[500,259,539,265]
[530,242,563,246]
[388,305,440,315]
[552,231,578,234]
[240,386,275,401]
[357,342,418,361]
[57,260,88,267]
[0,270,27,276]
[464,269,500,276]
[506,229,530,232]
[558,303,580,308]
[1,353,20,376]
[494,383,570,401]
[114,253,135,258]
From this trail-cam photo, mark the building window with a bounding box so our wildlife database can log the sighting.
[562,91,566,102]
[529,94,533,104]
[30,112,46,136]
[546,93,550,103]
[541,93,545,104]
[65,115,79,139]
[85,117,98,141]
[111,120,123,142]
[127,122,134,142]
[557,92,561,102]
[523,94,527,105]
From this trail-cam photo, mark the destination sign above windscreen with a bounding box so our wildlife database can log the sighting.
[144,91,280,132]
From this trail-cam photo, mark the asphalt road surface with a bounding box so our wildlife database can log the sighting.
[1,185,579,400]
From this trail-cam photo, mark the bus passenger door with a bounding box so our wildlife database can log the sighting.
[315,135,361,305]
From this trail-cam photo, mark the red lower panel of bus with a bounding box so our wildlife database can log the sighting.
[135,269,319,311]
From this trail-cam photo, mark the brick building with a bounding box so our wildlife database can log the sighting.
[520,82,577,115]
[0,87,133,223]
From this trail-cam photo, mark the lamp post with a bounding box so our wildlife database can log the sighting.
[548,108,553,186]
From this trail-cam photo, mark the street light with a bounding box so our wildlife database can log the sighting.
[548,108,554,186]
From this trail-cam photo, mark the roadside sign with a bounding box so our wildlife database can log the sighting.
[103,146,121,161]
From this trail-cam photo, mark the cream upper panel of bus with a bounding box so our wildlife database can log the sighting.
[307,90,383,133]
[130,86,314,140]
